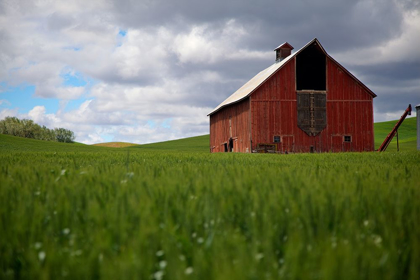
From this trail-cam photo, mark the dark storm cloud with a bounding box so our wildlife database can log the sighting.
[111,0,403,52]
[47,12,75,31]
[345,60,420,115]
[374,90,419,114]
[352,62,420,86]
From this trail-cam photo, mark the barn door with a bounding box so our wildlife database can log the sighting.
[331,135,342,152]
[282,135,294,153]
[297,91,326,136]
[343,136,352,152]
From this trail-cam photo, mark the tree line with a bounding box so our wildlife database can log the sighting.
[0,116,75,143]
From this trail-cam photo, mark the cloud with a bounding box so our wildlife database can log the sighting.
[0,99,11,106]
[112,28,172,83]
[0,108,18,120]
[27,105,60,126]
[172,20,267,64]
[332,8,420,66]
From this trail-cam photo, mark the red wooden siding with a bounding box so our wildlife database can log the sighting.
[326,58,374,152]
[250,59,297,152]
[210,98,250,153]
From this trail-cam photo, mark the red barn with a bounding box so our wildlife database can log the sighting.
[208,38,376,153]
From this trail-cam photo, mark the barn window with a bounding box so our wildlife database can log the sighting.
[274,136,281,143]
[344,135,352,142]
[296,42,326,91]
[229,137,234,152]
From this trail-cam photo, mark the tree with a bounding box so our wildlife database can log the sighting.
[40,125,56,141]
[0,116,76,143]
[54,128,75,143]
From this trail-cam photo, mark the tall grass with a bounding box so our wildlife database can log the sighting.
[1,135,419,279]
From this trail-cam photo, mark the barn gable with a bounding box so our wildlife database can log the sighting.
[208,38,375,116]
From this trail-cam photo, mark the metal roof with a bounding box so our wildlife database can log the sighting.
[208,38,376,116]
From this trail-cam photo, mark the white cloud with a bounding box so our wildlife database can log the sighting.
[112,28,172,80]
[0,108,19,120]
[27,105,61,127]
[37,85,85,100]
[173,20,268,64]
[85,133,106,145]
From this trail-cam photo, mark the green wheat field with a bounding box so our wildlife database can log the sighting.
[1,118,419,279]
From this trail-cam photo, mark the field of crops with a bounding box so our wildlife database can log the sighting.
[1,120,419,279]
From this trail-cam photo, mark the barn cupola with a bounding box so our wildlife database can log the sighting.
[274,42,294,62]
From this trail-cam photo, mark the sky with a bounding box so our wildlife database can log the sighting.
[0,0,419,144]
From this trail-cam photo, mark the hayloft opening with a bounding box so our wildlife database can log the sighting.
[296,42,326,91]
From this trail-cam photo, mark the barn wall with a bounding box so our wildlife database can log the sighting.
[250,57,375,153]
[210,98,250,153]
[326,58,374,152]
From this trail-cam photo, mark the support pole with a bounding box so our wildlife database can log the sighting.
[396,130,399,152]
[378,104,412,152]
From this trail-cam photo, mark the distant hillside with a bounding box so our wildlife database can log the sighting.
[374,117,417,151]
[130,135,209,153]
[92,142,139,148]
[0,133,102,152]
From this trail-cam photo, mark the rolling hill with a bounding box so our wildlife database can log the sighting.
[0,133,97,152]
[374,116,417,151]
[131,135,209,153]
[92,142,139,148]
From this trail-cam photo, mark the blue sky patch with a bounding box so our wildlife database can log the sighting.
[63,46,82,51]
[161,118,172,129]
[118,29,127,37]
[63,98,90,112]
[61,71,87,87]
[147,120,156,128]
[0,83,59,114]
[100,134,114,142]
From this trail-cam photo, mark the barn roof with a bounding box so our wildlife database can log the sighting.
[274,42,294,51]
[208,38,376,116]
